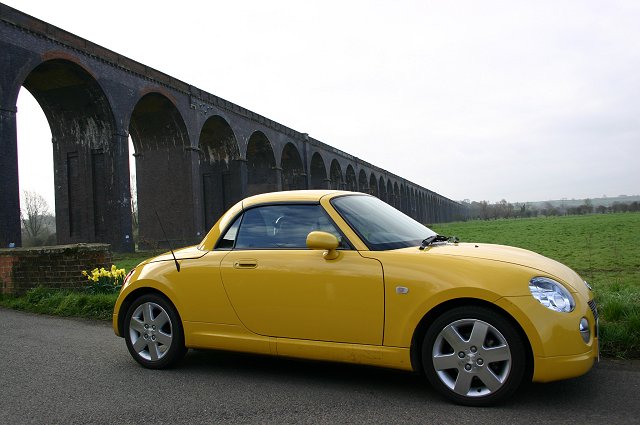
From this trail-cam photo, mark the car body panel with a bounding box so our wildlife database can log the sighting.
[275,338,412,370]
[220,249,385,344]
[183,322,273,355]
[360,248,533,348]
[113,251,241,336]
[149,245,208,263]
[531,351,598,382]
[422,242,589,296]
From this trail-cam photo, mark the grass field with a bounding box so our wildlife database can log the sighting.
[432,212,640,358]
[112,250,163,273]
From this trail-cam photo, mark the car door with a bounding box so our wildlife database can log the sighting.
[219,203,384,345]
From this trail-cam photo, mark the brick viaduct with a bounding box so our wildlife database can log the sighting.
[0,4,466,252]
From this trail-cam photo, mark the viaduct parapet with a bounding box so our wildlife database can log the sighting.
[0,3,466,251]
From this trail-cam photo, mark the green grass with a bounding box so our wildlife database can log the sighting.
[0,287,118,321]
[112,250,163,273]
[432,212,640,358]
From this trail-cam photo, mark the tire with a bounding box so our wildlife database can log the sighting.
[421,306,526,406]
[123,293,187,369]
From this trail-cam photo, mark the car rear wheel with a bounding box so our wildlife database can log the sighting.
[124,293,186,369]
[422,306,526,406]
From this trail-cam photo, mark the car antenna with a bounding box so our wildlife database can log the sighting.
[155,209,181,272]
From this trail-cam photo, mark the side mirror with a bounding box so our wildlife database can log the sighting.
[306,231,340,260]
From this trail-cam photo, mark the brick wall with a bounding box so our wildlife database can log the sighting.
[0,244,112,295]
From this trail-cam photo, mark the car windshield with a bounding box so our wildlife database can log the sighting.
[331,194,437,251]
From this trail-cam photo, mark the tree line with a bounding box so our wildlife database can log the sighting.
[460,198,640,220]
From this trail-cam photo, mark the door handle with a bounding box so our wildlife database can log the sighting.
[234,259,257,269]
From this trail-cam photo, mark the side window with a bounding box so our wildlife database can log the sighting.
[216,215,242,250]
[232,204,347,250]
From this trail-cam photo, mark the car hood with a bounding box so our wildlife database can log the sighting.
[420,242,584,292]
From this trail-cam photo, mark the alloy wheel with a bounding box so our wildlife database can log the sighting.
[128,301,174,362]
[431,318,512,397]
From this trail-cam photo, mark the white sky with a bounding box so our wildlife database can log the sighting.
[9,0,640,210]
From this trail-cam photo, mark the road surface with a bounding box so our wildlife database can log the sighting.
[1,308,638,424]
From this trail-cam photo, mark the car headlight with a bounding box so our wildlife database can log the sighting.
[529,277,575,313]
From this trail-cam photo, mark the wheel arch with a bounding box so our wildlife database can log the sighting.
[409,297,534,383]
[116,287,181,337]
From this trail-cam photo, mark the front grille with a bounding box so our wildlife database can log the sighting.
[588,299,599,337]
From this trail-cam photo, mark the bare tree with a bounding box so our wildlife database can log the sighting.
[21,190,50,240]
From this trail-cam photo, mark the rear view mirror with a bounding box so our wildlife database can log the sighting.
[306,231,340,260]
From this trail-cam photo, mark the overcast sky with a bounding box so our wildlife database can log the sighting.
[8,0,640,209]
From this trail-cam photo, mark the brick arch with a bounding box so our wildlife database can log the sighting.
[369,173,379,197]
[199,115,242,228]
[410,188,417,217]
[345,165,357,191]
[386,179,394,206]
[402,184,409,214]
[358,169,368,193]
[246,131,277,195]
[4,52,100,109]
[394,182,401,209]
[20,58,121,246]
[329,159,343,190]
[22,58,116,150]
[130,92,194,248]
[378,176,387,202]
[428,193,436,223]
[309,152,328,189]
[281,142,305,190]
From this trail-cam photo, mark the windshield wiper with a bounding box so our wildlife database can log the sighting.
[419,234,458,250]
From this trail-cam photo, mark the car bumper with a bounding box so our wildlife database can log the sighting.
[112,312,121,337]
[496,295,599,382]
[532,345,598,382]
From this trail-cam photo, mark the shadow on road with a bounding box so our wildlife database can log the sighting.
[168,348,601,408]
[181,348,430,394]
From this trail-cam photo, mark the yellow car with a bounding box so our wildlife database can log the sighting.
[113,190,598,406]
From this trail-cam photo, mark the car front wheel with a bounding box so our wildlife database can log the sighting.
[422,306,526,406]
[124,293,186,369]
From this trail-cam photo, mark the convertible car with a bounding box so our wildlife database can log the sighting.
[113,190,598,406]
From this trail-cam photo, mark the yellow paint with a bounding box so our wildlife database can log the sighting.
[113,190,597,384]
[220,249,384,344]
[276,338,413,370]
[184,322,273,355]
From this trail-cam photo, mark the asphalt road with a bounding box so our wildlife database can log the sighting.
[1,308,638,424]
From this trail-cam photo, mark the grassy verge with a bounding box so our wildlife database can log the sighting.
[0,251,160,321]
[0,287,118,321]
[432,212,640,358]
